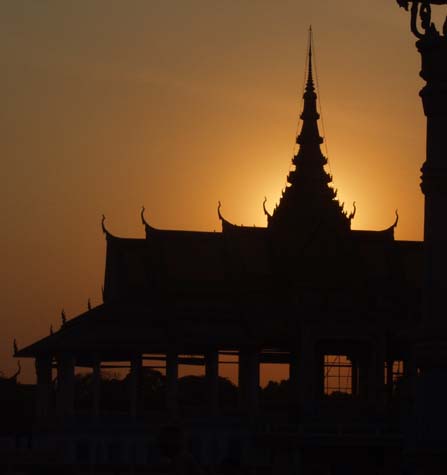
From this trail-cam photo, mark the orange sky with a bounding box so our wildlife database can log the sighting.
[0,1,440,383]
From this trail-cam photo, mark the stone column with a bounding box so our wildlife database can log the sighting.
[299,331,315,417]
[92,356,101,417]
[386,359,394,401]
[238,348,259,414]
[35,355,52,420]
[351,357,359,397]
[289,351,299,406]
[130,355,142,418]
[205,350,219,413]
[366,339,385,407]
[166,351,178,413]
[373,337,386,407]
[56,354,75,417]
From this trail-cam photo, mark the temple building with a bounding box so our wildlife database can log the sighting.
[13,37,423,473]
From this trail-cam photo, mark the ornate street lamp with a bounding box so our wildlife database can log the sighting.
[397,0,447,338]
[397,1,447,37]
[396,1,447,464]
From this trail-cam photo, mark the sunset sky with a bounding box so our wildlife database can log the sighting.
[0,1,439,382]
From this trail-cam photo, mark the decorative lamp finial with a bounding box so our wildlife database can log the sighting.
[396,0,446,39]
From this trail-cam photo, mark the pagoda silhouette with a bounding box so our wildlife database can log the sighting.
[12,31,431,473]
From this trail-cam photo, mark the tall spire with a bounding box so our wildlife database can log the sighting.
[268,28,350,233]
[297,27,322,147]
[305,26,314,93]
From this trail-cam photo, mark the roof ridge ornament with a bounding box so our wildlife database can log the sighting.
[61,309,67,326]
[101,214,113,239]
[141,206,149,227]
[217,201,236,231]
[348,202,356,222]
[87,298,92,311]
[13,338,18,355]
[10,361,21,381]
[383,209,399,234]
[393,209,399,229]
[141,206,158,237]
[217,201,224,221]
[263,197,272,219]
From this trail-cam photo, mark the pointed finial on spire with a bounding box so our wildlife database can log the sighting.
[306,25,314,91]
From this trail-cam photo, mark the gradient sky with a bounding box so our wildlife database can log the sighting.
[0,0,439,383]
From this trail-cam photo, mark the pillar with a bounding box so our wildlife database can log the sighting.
[166,351,178,413]
[289,351,299,406]
[130,355,142,418]
[299,331,315,417]
[205,349,219,413]
[92,356,101,417]
[35,355,52,420]
[351,357,359,397]
[56,354,75,417]
[368,338,386,407]
[238,348,259,414]
[386,358,394,401]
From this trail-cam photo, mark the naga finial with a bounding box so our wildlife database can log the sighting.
[141,206,150,227]
[61,309,67,326]
[101,214,108,235]
[263,197,272,218]
[393,209,399,228]
[348,201,356,221]
[101,214,117,239]
[10,361,21,381]
[13,338,18,355]
[217,201,224,221]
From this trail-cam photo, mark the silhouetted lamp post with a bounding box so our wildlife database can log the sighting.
[396,0,447,467]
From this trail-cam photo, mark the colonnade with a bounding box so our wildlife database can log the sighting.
[34,337,403,421]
